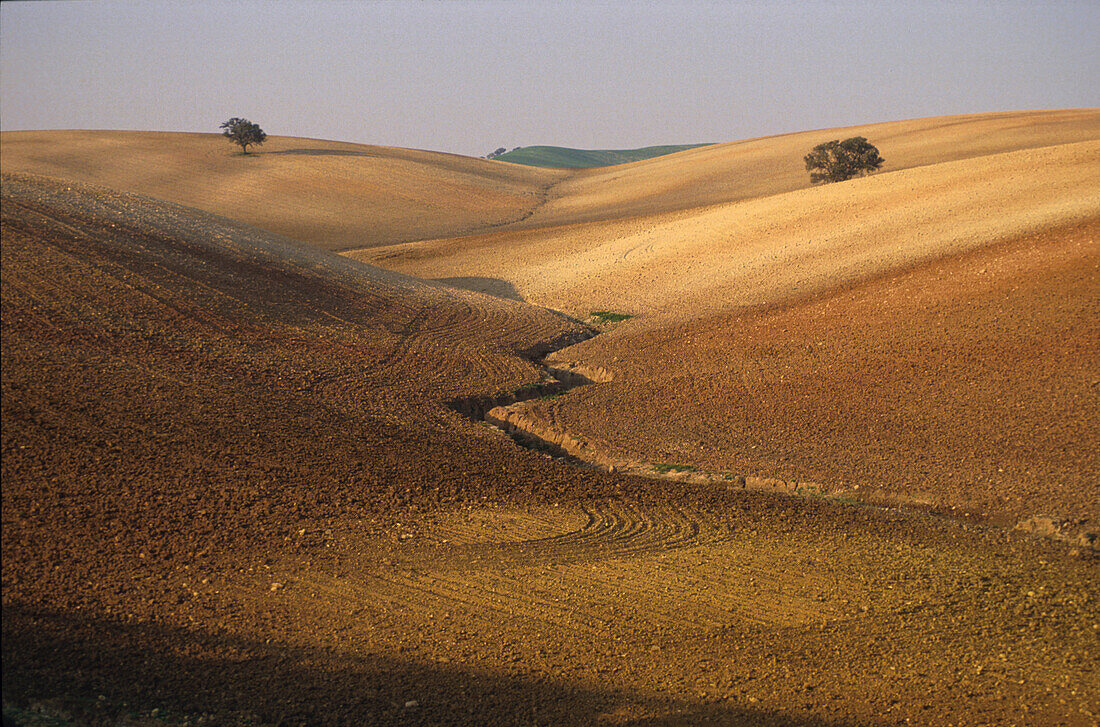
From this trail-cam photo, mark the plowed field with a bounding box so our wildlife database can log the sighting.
[506,219,1100,529]
[353,120,1100,537]
[3,111,1100,726]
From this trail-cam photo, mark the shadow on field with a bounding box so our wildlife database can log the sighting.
[2,605,854,727]
[434,276,525,302]
[267,148,378,158]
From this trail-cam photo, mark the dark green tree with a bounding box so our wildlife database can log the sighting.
[220,117,267,154]
[804,137,884,184]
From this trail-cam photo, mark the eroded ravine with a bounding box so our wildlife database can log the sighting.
[447,326,938,512]
[448,322,1098,550]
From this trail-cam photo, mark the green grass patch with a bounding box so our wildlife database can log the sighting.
[493,144,714,169]
[590,310,633,323]
[794,484,824,497]
[652,462,699,474]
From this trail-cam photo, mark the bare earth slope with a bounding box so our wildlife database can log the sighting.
[353,121,1100,532]
[3,112,1100,726]
[4,172,1098,726]
[524,220,1100,527]
[0,170,610,624]
[0,131,565,251]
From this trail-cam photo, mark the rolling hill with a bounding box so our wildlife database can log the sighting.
[352,115,1100,528]
[1,170,601,575]
[518,108,1100,229]
[5,110,1096,253]
[0,131,565,250]
[491,143,713,168]
[3,110,1099,726]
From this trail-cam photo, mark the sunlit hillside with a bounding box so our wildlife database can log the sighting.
[0,131,564,250]
[519,109,1100,228]
[350,111,1100,528]
[3,110,1096,253]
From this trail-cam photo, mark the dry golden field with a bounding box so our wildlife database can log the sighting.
[3,110,1099,726]
[0,130,563,250]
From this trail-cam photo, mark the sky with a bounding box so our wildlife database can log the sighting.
[1,0,1097,157]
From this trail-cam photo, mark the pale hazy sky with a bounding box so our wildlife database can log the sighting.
[2,1,1097,157]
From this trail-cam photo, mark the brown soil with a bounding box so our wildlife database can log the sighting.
[518,219,1100,531]
[349,130,1100,538]
[3,112,1100,727]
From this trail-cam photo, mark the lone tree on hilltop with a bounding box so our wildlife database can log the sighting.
[804,137,884,184]
[220,117,267,154]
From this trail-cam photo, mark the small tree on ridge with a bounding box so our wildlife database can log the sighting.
[220,117,267,154]
[804,137,884,184]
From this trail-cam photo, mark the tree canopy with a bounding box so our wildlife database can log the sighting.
[220,118,267,154]
[804,137,884,184]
